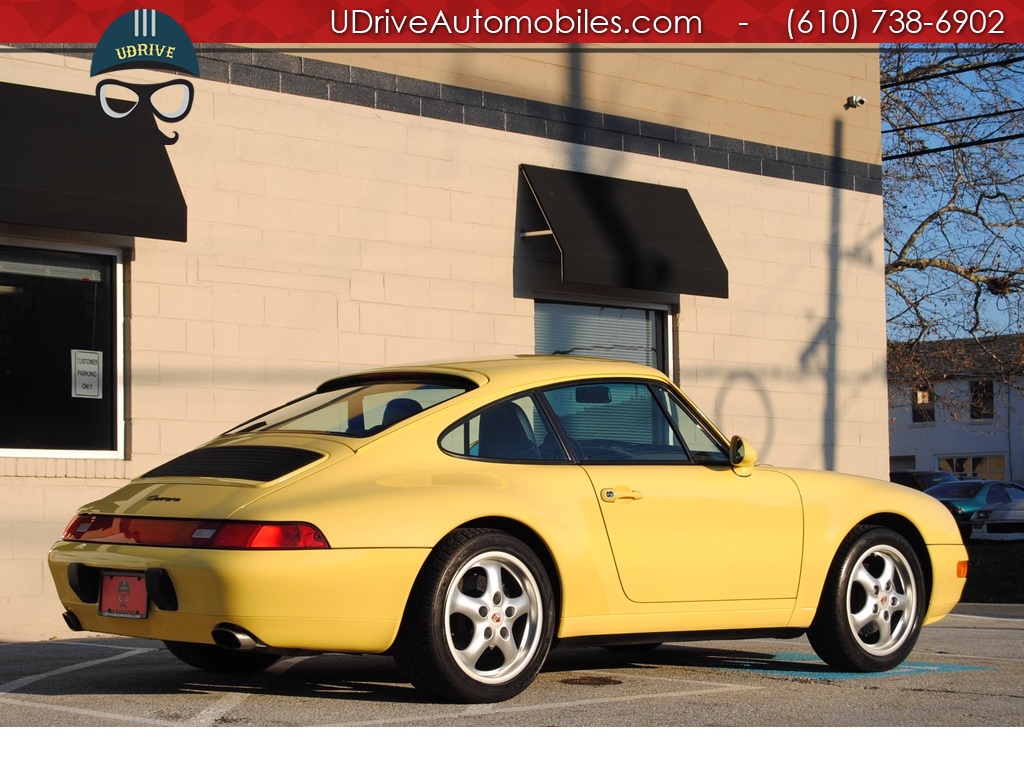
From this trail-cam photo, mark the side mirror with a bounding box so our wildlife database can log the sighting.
[729,435,758,477]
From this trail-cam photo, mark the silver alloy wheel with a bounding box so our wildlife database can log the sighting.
[844,543,917,657]
[443,550,544,685]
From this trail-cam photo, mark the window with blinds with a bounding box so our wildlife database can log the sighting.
[534,301,666,371]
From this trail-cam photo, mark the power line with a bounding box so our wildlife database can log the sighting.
[883,105,1024,134]
[881,54,1024,89]
[883,131,1024,161]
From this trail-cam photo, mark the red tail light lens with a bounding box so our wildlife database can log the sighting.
[62,515,329,549]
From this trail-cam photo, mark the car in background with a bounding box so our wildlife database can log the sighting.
[890,470,960,491]
[925,479,1024,540]
[48,356,969,703]
[971,500,1024,542]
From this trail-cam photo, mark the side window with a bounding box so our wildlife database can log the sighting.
[440,395,568,462]
[1005,486,1024,503]
[358,386,459,433]
[541,382,686,463]
[654,387,730,465]
[986,485,1011,505]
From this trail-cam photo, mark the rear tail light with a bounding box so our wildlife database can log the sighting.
[62,515,330,549]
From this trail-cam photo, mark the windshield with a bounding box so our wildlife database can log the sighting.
[225,377,473,437]
[918,472,958,489]
[926,480,983,499]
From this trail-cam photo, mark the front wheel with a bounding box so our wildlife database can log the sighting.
[394,528,555,703]
[807,526,926,672]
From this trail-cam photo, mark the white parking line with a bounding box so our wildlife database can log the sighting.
[0,648,154,694]
[0,646,181,726]
[329,678,760,727]
[188,656,308,726]
[0,644,314,727]
[951,612,1024,623]
[0,694,182,726]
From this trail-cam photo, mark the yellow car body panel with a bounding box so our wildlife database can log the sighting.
[48,544,426,652]
[587,464,803,604]
[47,355,967,681]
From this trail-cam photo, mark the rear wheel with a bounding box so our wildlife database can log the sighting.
[807,526,925,672]
[163,641,281,674]
[394,528,555,703]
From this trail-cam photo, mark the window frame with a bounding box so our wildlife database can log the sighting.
[969,379,995,421]
[0,235,125,459]
[533,298,672,377]
[937,454,1006,481]
[910,382,935,424]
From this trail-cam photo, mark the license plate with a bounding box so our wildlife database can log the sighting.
[99,573,149,619]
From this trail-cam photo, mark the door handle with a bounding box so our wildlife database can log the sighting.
[600,487,644,502]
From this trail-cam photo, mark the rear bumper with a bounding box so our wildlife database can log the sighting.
[48,542,428,653]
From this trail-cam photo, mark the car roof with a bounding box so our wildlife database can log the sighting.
[318,355,667,391]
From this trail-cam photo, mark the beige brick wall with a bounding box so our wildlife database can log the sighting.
[0,46,884,641]
[298,45,881,164]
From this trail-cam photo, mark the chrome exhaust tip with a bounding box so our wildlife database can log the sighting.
[211,624,261,651]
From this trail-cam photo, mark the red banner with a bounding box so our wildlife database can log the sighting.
[2,0,1022,44]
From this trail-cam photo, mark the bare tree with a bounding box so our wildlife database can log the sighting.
[883,44,1024,343]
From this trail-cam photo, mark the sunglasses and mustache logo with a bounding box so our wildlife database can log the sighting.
[90,9,200,145]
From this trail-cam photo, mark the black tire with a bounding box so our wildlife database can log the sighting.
[807,525,926,672]
[163,640,281,674]
[394,528,555,703]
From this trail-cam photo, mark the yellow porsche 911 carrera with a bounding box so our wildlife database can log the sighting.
[49,356,968,703]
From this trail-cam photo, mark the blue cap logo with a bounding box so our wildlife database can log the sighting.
[90,9,199,145]
[90,9,199,77]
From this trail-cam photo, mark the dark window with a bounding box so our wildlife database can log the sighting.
[938,455,1005,480]
[440,395,567,462]
[911,384,935,423]
[0,244,117,451]
[927,480,984,499]
[970,380,994,420]
[986,485,1011,505]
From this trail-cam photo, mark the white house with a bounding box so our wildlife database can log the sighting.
[889,335,1024,482]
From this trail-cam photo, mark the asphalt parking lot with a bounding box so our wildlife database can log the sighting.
[2,603,1021,732]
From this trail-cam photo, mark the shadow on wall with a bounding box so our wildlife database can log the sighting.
[511,46,680,312]
[512,51,883,470]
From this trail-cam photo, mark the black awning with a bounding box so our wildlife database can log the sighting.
[0,81,186,242]
[520,165,727,299]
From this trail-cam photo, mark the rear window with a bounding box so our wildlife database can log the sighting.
[225,376,473,437]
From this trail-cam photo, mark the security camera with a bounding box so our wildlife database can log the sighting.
[845,95,866,109]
